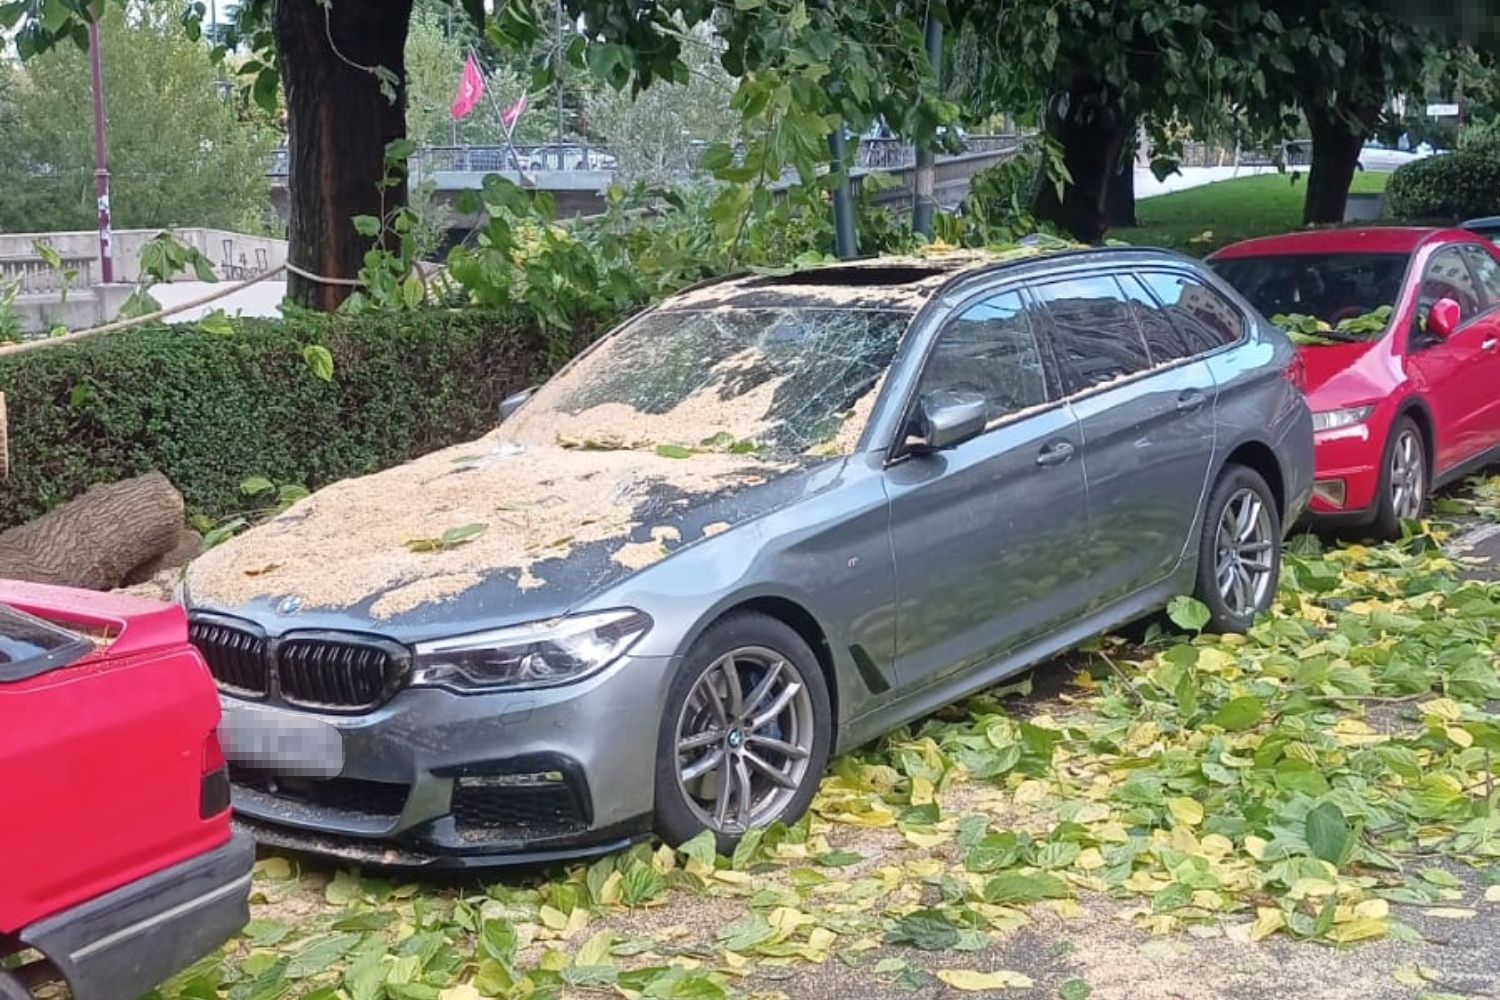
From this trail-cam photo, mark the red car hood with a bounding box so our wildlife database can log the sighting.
[1297,340,1390,409]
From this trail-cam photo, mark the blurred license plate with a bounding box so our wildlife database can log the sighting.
[218,701,344,778]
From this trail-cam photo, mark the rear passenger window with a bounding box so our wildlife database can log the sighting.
[1458,245,1500,307]
[918,291,1048,423]
[1135,272,1244,357]
[1032,276,1151,393]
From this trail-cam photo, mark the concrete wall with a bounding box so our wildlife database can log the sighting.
[2,228,288,335]
[0,228,287,285]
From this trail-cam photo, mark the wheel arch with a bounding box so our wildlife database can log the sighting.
[677,592,843,744]
[1218,439,1286,521]
[1392,397,1436,479]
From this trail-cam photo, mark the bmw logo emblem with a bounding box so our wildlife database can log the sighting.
[277,595,303,615]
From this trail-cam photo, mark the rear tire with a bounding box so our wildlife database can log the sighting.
[1369,417,1426,541]
[1193,465,1282,634]
[653,613,832,855]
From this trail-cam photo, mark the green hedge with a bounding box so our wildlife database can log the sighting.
[0,309,610,531]
[1387,144,1500,221]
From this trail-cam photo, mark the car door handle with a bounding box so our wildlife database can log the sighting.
[1036,441,1075,467]
[1484,338,1498,352]
[1176,390,1207,413]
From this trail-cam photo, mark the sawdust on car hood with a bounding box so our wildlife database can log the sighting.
[188,434,800,620]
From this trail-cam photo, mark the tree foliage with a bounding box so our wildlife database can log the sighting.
[0,0,276,233]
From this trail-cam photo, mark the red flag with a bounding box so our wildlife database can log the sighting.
[501,93,529,132]
[450,54,484,121]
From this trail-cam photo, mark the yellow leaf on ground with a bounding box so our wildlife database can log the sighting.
[1445,726,1475,748]
[1422,698,1464,722]
[911,776,936,806]
[1251,907,1286,942]
[438,985,481,1000]
[576,930,614,967]
[936,969,1035,991]
[1485,885,1500,903]
[903,828,948,849]
[1014,779,1051,804]
[1354,898,1390,920]
[1327,917,1387,943]
[1422,907,1477,919]
[1168,798,1204,826]
[538,905,568,931]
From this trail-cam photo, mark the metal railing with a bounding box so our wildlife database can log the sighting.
[265,135,1028,181]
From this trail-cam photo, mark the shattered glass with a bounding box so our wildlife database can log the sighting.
[526,307,913,454]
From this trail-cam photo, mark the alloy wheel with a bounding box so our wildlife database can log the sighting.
[1215,487,1275,616]
[674,646,815,835]
[1389,429,1425,522]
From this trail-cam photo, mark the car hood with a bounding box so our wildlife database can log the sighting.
[1297,340,1388,404]
[186,431,836,640]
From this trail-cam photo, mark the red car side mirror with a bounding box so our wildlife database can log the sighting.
[1428,297,1462,339]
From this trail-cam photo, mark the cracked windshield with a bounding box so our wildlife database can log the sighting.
[507,307,912,456]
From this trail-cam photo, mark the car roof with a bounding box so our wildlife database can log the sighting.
[657,245,1202,313]
[1464,216,1500,231]
[1208,227,1467,259]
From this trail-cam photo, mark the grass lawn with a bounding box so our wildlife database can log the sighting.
[1115,171,1391,256]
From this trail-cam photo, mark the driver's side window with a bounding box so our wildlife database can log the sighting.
[917,291,1049,426]
[1419,248,1482,327]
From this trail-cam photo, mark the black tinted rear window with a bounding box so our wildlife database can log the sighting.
[0,604,92,682]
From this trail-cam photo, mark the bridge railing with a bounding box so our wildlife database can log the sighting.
[265,135,1029,180]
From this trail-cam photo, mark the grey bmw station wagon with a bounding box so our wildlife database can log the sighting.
[186,247,1313,866]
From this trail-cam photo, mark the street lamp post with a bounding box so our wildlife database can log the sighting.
[87,15,114,283]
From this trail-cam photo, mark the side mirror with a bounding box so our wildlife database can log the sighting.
[1428,297,1462,340]
[909,391,988,452]
[499,387,536,423]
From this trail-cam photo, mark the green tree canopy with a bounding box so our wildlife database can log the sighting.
[0,0,276,234]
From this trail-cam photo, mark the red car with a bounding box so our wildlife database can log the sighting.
[0,582,252,1000]
[1210,228,1500,536]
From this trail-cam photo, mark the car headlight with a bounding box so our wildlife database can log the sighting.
[410,609,651,692]
[1312,406,1374,432]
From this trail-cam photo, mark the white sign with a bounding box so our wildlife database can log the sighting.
[1427,103,1460,117]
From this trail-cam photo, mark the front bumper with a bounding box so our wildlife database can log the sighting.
[1306,424,1382,520]
[219,651,675,864]
[19,833,253,1000]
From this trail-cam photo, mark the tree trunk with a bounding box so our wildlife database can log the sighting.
[1302,106,1369,226]
[1107,154,1137,229]
[275,0,415,311]
[0,473,185,590]
[1033,75,1130,243]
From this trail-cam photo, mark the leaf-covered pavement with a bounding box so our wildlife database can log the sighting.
[152,506,1500,1000]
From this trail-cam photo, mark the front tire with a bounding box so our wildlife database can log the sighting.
[1193,465,1282,633]
[1369,416,1426,541]
[653,613,832,854]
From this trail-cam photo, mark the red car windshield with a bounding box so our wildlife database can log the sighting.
[1212,253,1410,333]
[0,603,92,682]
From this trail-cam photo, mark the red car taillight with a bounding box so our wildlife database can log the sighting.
[200,729,232,819]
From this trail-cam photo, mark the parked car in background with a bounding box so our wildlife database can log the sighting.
[1210,228,1500,536]
[184,247,1311,864]
[1,583,251,1000]
[1463,216,1500,245]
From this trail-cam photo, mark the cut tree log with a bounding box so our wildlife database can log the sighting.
[0,472,185,590]
[123,527,202,585]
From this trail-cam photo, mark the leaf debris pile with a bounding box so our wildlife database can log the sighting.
[172,523,1500,999]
